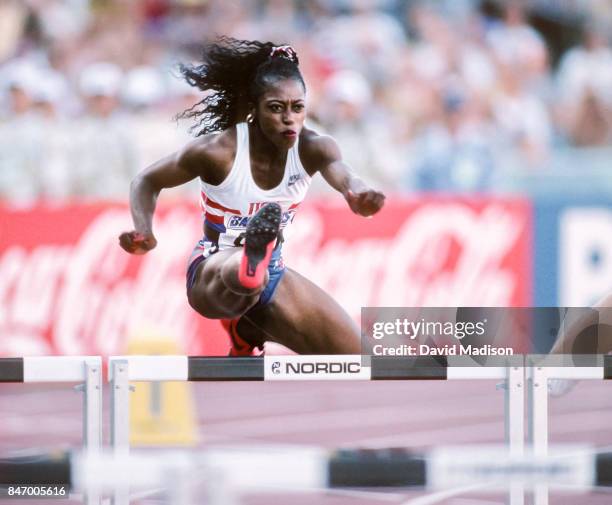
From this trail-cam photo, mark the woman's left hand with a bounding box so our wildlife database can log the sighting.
[346,189,386,217]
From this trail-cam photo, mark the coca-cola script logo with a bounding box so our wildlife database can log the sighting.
[284,201,530,315]
[0,199,530,356]
[0,206,203,356]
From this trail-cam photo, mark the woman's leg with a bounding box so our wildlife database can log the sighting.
[237,268,362,354]
[187,249,268,319]
[187,203,280,320]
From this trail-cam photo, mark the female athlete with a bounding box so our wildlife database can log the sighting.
[119,38,385,355]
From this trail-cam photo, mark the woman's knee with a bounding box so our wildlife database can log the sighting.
[186,251,267,319]
[188,280,260,319]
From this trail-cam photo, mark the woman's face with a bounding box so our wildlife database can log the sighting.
[254,78,306,148]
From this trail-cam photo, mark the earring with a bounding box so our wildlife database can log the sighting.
[246,113,254,124]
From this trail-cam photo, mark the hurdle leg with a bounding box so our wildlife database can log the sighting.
[505,360,525,505]
[83,358,103,505]
[111,360,131,505]
[205,467,239,505]
[527,363,548,505]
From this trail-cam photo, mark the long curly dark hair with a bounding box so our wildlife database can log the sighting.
[178,37,306,136]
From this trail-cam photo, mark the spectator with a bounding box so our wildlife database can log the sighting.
[70,62,136,199]
[486,1,549,90]
[556,24,612,146]
[312,0,406,81]
[317,70,402,190]
[0,59,43,204]
[408,85,497,192]
[31,69,74,201]
[491,63,552,166]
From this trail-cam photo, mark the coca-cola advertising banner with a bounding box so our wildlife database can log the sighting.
[0,197,531,356]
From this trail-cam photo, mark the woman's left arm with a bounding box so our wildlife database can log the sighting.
[309,135,386,217]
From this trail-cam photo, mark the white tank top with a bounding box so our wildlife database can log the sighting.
[200,122,312,250]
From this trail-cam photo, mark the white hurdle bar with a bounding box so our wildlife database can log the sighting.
[107,354,525,505]
[3,445,612,501]
[527,354,612,505]
[0,356,103,505]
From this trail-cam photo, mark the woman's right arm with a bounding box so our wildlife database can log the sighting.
[119,143,203,255]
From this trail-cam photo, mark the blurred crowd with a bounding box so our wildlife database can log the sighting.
[1,0,612,203]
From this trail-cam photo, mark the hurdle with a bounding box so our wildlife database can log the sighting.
[0,356,102,505]
[2,444,612,505]
[107,354,525,505]
[527,354,612,505]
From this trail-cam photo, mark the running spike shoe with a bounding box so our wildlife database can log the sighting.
[222,318,264,356]
[238,203,281,289]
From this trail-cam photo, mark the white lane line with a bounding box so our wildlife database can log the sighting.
[0,415,82,435]
[320,488,407,501]
[446,498,504,505]
[399,484,491,505]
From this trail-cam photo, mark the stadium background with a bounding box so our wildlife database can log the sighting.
[2,2,612,504]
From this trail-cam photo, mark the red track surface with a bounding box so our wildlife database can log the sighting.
[1,379,612,504]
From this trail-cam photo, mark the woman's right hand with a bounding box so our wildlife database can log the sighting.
[118,231,158,255]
